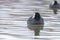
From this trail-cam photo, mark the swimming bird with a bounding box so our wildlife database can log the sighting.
[27,12,44,36]
[50,0,60,9]
[49,0,60,14]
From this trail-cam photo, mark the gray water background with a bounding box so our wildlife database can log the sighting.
[0,0,60,40]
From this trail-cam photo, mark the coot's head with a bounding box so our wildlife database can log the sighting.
[34,12,41,20]
[54,0,58,5]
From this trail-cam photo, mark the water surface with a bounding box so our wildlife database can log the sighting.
[0,0,60,40]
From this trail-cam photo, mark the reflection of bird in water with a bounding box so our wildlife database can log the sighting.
[53,9,57,14]
[49,0,60,14]
[27,12,44,36]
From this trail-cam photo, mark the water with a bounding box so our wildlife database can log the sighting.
[0,0,60,40]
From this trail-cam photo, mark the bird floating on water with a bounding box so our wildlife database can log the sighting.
[27,12,44,36]
[50,0,60,9]
[49,0,60,14]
